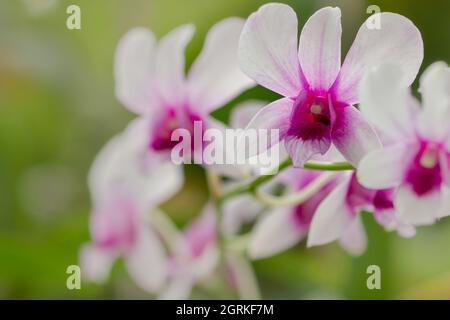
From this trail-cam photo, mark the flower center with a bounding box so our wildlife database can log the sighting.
[405,142,442,196]
[288,94,332,141]
[149,106,203,152]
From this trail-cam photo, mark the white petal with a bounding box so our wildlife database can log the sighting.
[417,62,450,141]
[230,100,266,129]
[240,98,294,158]
[439,185,450,219]
[307,175,355,248]
[332,106,381,166]
[155,24,195,107]
[248,207,306,259]
[332,13,423,105]
[125,225,168,293]
[338,216,367,256]
[357,143,414,189]
[115,28,157,114]
[238,3,303,97]
[299,7,342,91]
[79,244,116,283]
[188,18,255,113]
[394,186,441,226]
[158,276,193,300]
[359,64,418,141]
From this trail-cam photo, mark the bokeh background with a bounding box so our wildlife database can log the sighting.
[1,0,450,299]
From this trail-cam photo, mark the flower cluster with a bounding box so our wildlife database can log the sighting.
[80,3,449,299]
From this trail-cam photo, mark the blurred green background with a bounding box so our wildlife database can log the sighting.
[1,0,450,299]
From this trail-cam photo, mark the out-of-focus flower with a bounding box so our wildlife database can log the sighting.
[307,172,415,251]
[357,63,450,226]
[238,3,423,167]
[79,119,183,293]
[115,18,254,161]
[159,203,219,299]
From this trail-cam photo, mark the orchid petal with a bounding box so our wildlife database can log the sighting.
[125,225,168,293]
[358,143,414,189]
[249,207,306,259]
[240,98,294,158]
[338,216,367,256]
[395,186,441,226]
[332,13,423,105]
[79,244,116,283]
[188,18,255,113]
[359,64,418,141]
[299,7,342,91]
[155,24,195,107]
[307,175,354,248]
[417,62,450,141]
[238,3,303,97]
[332,106,381,166]
[115,28,157,114]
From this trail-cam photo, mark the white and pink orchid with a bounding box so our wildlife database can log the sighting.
[115,18,254,161]
[80,119,182,293]
[357,63,450,226]
[238,3,423,167]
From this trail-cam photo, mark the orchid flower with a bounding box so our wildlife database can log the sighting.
[79,119,183,293]
[248,167,370,258]
[307,171,415,251]
[159,203,219,299]
[115,18,254,161]
[239,3,423,167]
[357,63,450,226]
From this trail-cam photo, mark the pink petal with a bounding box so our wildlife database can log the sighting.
[332,106,381,166]
[230,100,266,129]
[285,133,331,168]
[248,207,307,259]
[154,24,195,107]
[125,225,168,293]
[299,7,342,91]
[240,98,294,158]
[332,13,423,105]
[187,18,255,113]
[238,3,303,97]
[115,28,157,115]
[417,62,450,142]
[79,244,116,283]
[359,64,418,142]
[307,175,355,248]
[357,143,414,189]
[338,217,367,256]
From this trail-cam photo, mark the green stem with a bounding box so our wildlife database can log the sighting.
[218,158,354,203]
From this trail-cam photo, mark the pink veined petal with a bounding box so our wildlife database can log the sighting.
[357,143,415,189]
[332,12,423,105]
[187,18,255,113]
[299,7,342,92]
[239,97,294,158]
[79,244,116,283]
[338,216,367,256]
[332,106,381,166]
[238,3,303,97]
[307,174,355,248]
[248,207,307,259]
[125,225,168,293]
[154,24,195,107]
[115,28,157,115]
[417,62,450,142]
[394,185,441,226]
[359,64,418,141]
[285,133,331,168]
